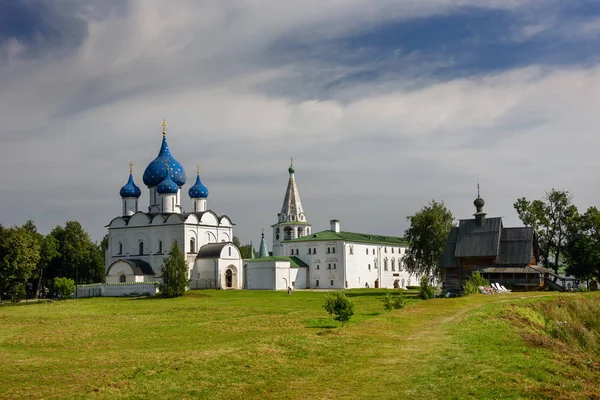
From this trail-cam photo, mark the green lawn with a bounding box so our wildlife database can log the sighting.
[0,289,599,399]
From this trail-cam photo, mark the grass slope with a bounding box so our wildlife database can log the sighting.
[0,290,599,399]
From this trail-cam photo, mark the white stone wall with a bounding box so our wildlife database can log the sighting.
[245,261,276,289]
[282,239,421,289]
[275,265,308,289]
[76,283,159,297]
[190,243,242,289]
[107,212,234,282]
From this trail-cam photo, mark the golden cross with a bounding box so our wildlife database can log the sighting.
[161,119,167,135]
[290,157,293,166]
[196,163,201,175]
[129,161,134,173]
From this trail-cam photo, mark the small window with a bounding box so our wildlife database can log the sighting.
[118,242,123,255]
[372,249,375,255]
[385,247,387,253]
[384,259,388,271]
[308,248,311,255]
[368,264,371,271]
[333,263,336,269]
[327,247,330,254]
[158,240,162,253]
[316,265,320,270]
[391,259,395,271]
[366,248,368,255]
[139,241,144,255]
[328,263,331,270]
[349,245,353,255]
[229,247,232,257]
[391,248,394,253]
[119,275,126,283]
[332,247,336,253]
[316,279,319,287]
[190,238,195,253]
[330,280,334,286]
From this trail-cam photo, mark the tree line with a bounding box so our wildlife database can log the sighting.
[0,220,104,303]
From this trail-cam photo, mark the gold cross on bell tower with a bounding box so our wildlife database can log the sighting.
[129,161,134,173]
[161,119,168,136]
[196,163,201,175]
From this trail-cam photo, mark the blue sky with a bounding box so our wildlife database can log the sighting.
[1,0,600,245]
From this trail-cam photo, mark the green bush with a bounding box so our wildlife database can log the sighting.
[381,292,407,311]
[53,277,75,299]
[406,286,420,290]
[323,292,355,325]
[419,276,435,300]
[462,272,490,295]
[160,241,188,298]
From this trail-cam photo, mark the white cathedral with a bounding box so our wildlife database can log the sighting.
[105,121,243,289]
[103,120,422,293]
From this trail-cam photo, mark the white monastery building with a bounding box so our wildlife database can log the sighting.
[105,121,243,289]
[245,163,423,290]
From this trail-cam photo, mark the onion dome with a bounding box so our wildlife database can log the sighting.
[143,120,187,187]
[474,197,485,209]
[156,170,179,195]
[288,157,295,174]
[120,163,141,198]
[189,172,209,199]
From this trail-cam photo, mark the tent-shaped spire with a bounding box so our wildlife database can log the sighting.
[280,158,305,220]
[259,230,269,258]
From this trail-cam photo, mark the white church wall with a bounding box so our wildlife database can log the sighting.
[275,266,308,289]
[245,261,276,290]
[77,283,159,298]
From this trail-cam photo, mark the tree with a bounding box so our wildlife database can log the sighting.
[53,277,75,299]
[462,271,490,295]
[0,226,41,303]
[419,275,435,299]
[323,292,355,325]
[160,241,188,297]
[514,189,578,272]
[34,235,60,298]
[403,199,454,279]
[48,221,104,285]
[381,292,407,311]
[239,244,256,259]
[564,207,600,282]
[232,236,241,248]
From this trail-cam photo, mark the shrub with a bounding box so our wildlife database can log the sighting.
[419,276,435,300]
[462,272,490,295]
[381,292,407,311]
[160,241,188,298]
[53,277,75,299]
[323,292,355,325]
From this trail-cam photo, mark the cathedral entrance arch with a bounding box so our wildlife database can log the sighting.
[225,269,233,288]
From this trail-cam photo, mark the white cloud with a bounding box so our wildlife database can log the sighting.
[0,0,597,246]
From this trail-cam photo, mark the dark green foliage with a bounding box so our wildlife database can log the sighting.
[564,206,600,282]
[419,276,435,300]
[323,292,355,325]
[462,271,490,295]
[160,241,188,298]
[53,277,75,299]
[514,189,578,272]
[0,225,41,303]
[381,291,407,311]
[403,200,454,279]
[48,221,104,285]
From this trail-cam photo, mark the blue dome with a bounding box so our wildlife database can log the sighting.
[156,172,179,194]
[189,174,209,198]
[143,136,187,187]
[120,173,141,198]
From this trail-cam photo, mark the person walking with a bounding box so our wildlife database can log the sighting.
[287,286,292,295]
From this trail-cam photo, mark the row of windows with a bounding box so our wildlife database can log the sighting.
[116,238,197,256]
[314,280,334,287]
[315,263,336,270]
[365,247,405,255]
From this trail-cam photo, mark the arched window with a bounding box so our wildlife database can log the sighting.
[384,258,388,271]
[228,247,231,257]
[368,264,371,271]
[158,240,162,253]
[190,238,195,253]
[139,241,144,255]
[119,274,126,283]
[374,259,378,269]
[316,279,319,287]
[316,265,320,270]
[118,242,123,255]
[391,259,395,271]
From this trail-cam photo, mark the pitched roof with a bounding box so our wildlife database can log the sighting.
[440,227,459,268]
[106,259,155,276]
[245,256,308,268]
[454,217,502,258]
[280,171,305,219]
[197,242,229,259]
[287,230,408,246]
[497,227,535,265]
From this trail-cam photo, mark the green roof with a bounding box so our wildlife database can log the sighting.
[271,221,310,227]
[245,256,308,268]
[286,230,408,246]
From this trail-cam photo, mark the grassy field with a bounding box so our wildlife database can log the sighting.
[1,289,599,399]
